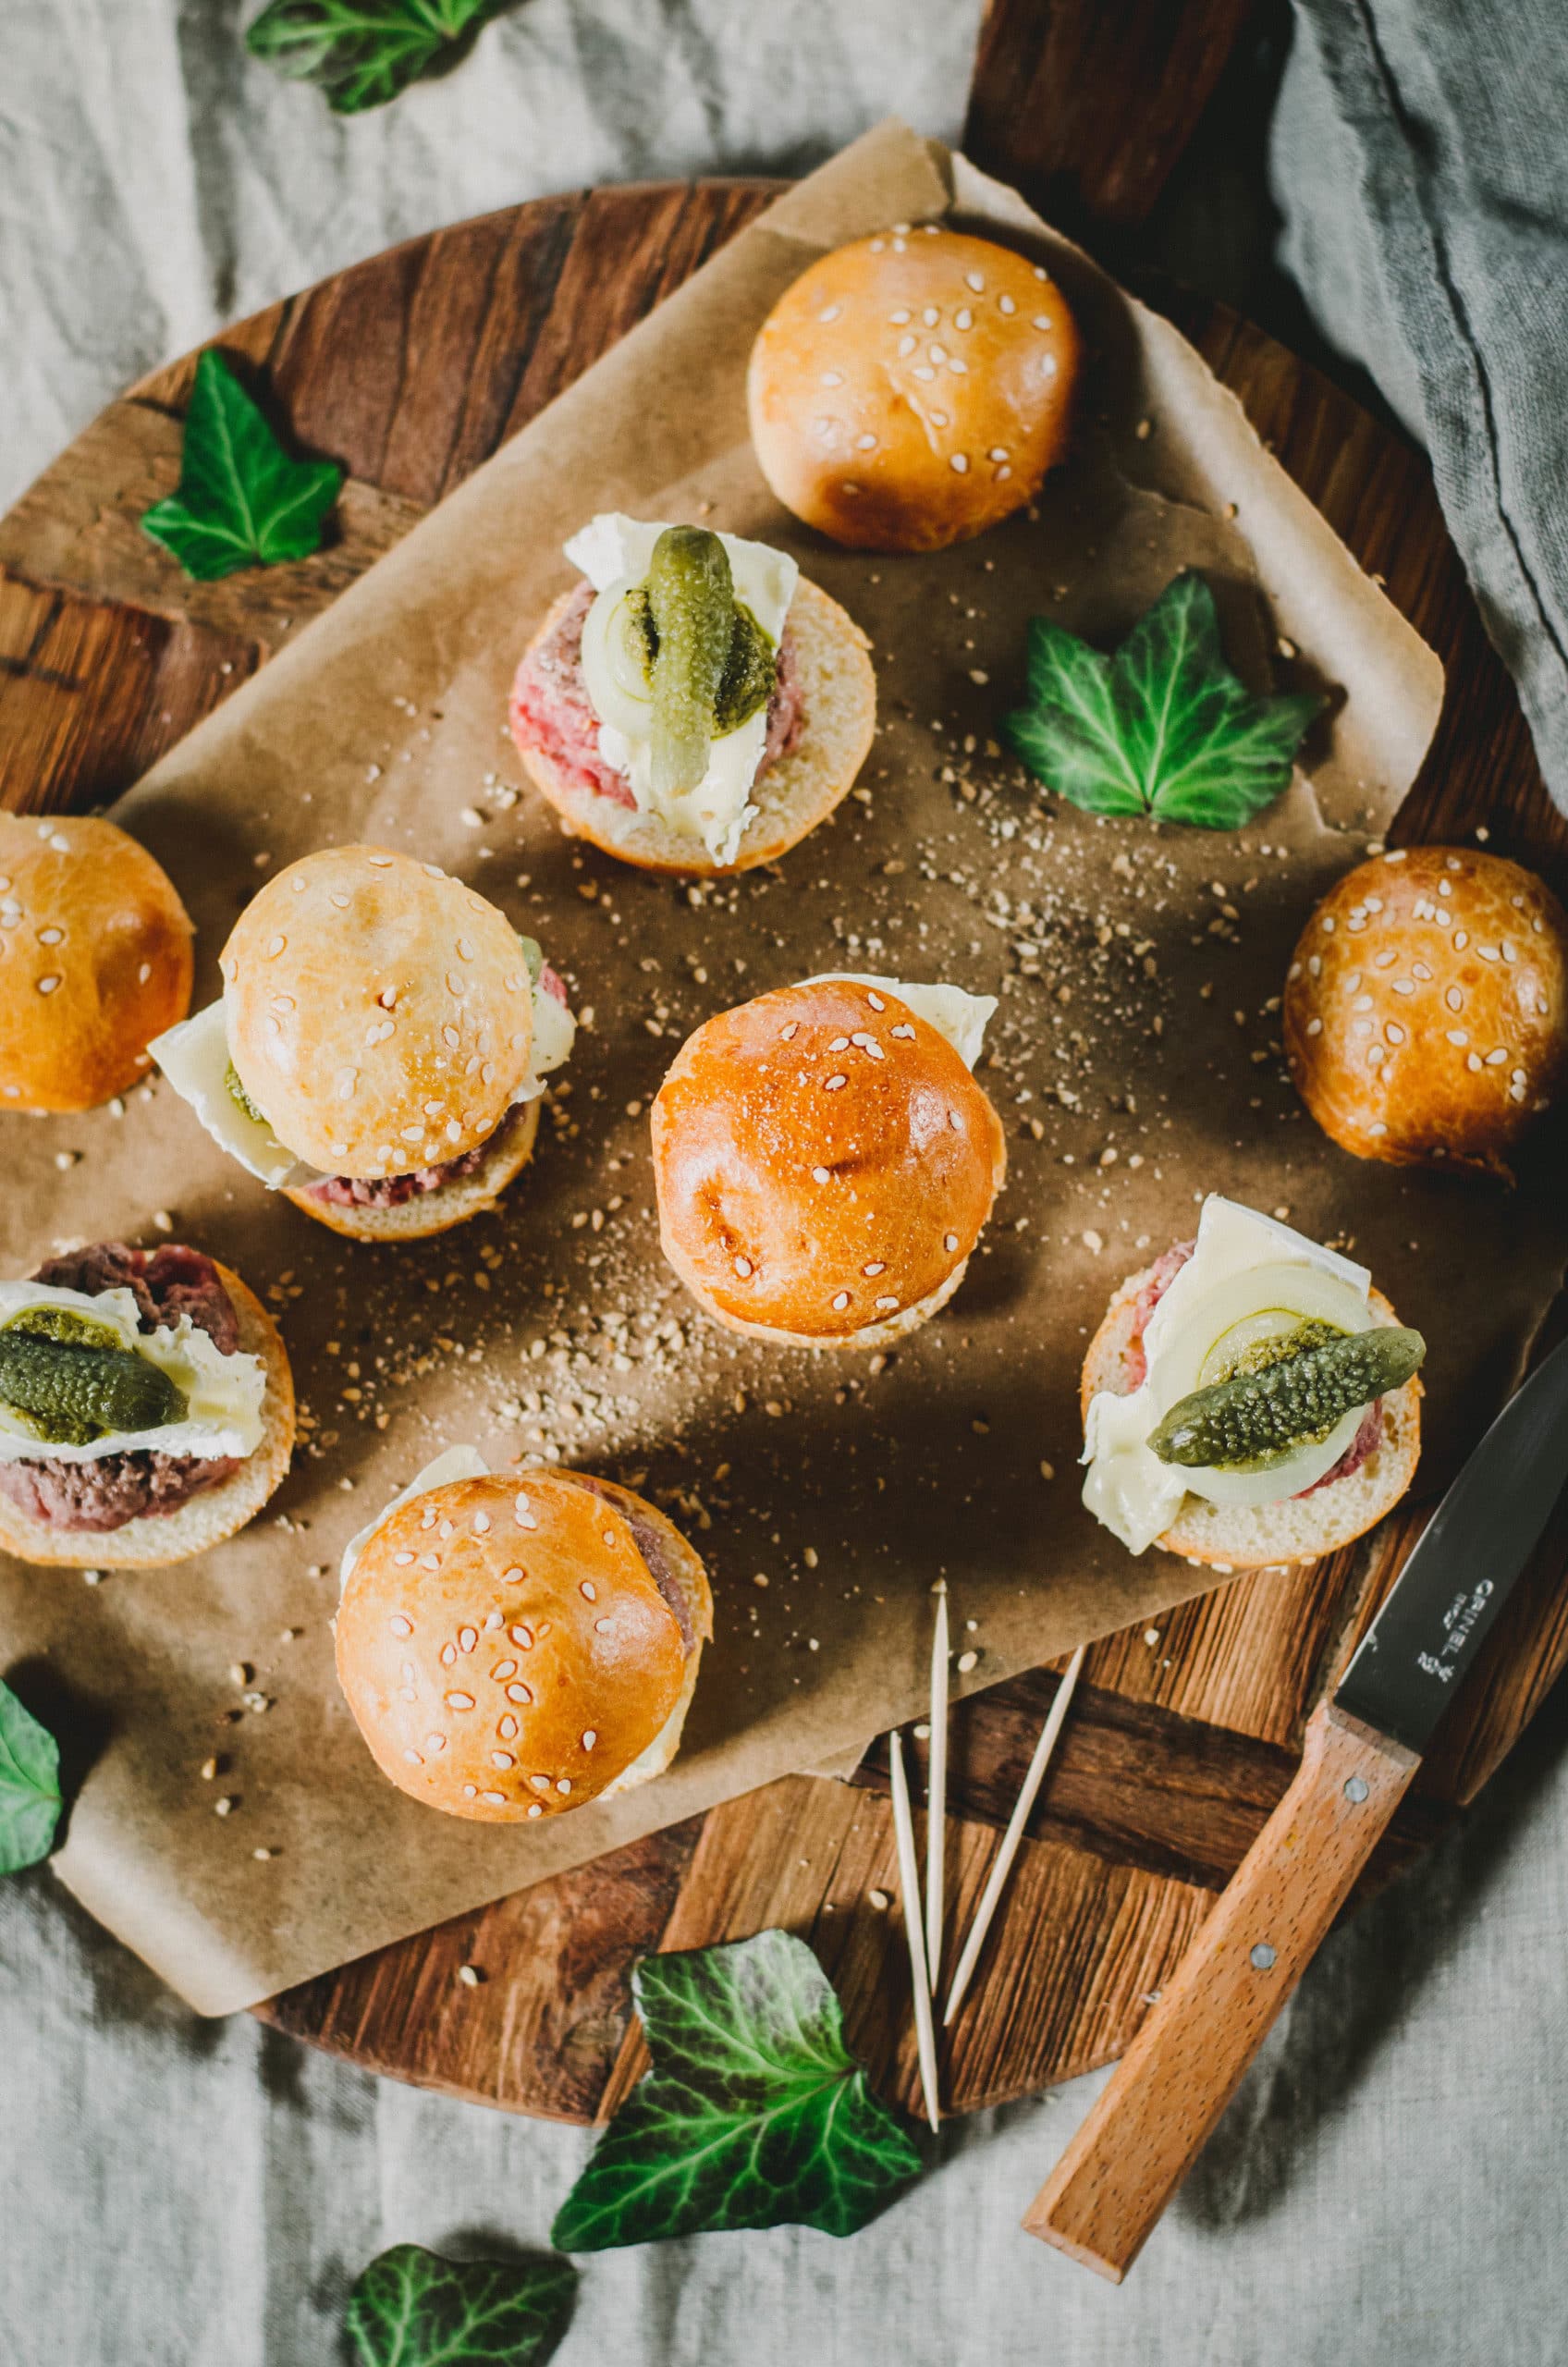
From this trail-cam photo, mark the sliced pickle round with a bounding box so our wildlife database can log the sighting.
[1149,1325,1426,1471]
[0,1314,188,1448]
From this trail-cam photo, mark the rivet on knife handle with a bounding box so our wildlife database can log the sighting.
[1021,1696,1418,2279]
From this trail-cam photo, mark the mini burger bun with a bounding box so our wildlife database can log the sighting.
[747,227,1080,552]
[1284,846,1568,1181]
[335,1467,712,1823]
[0,1262,295,1570]
[652,978,1006,1344]
[514,576,876,876]
[224,846,533,1180]
[0,813,193,1115]
[1082,1264,1422,1571]
[284,1098,540,1242]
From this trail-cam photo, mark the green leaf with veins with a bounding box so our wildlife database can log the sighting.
[551,1929,924,2250]
[344,2244,575,2367]
[0,1679,62,1876]
[141,350,342,582]
[1002,570,1325,831]
[246,0,497,114]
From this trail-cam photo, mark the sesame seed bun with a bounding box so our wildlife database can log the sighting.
[0,814,193,1114]
[747,227,1080,552]
[0,1261,295,1570]
[513,575,876,876]
[336,1467,712,1823]
[223,846,533,1180]
[1283,847,1568,1182]
[651,978,1006,1343]
[283,1098,541,1243]
[1081,1261,1421,1570]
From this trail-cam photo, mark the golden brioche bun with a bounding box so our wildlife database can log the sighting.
[0,1261,295,1570]
[651,978,1006,1343]
[222,846,533,1181]
[514,576,876,876]
[0,813,193,1114]
[1283,847,1568,1180]
[284,1098,540,1243]
[747,227,1080,552]
[1081,1263,1421,1570]
[336,1467,711,1823]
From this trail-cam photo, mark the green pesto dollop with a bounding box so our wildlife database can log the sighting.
[226,1061,269,1128]
[0,1313,188,1448]
[632,527,777,797]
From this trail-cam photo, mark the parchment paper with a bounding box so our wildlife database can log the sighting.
[3,123,1559,2017]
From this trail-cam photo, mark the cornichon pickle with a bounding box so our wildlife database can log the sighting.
[1149,1325,1426,1470]
[226,1062,269,1127]
[0,1314,187,1447]
[641,527,775,796]
[515,934,545,985]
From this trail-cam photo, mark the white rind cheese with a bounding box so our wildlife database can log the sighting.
[153,963,573,1181]
[0,1281,266,1465]
[339,1443,489,1591]
[1082,1196,1375,1554]
[567,512,799,866]
[150,1000,310,1189]
[803,974,998,1070]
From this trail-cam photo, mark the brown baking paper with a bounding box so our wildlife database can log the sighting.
[3,121,1562,2017]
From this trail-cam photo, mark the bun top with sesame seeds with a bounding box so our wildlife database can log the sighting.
[651,976,1007,1343]
[747,227,1080,553]
[223,846,533,1180]
[0,812,193,1114]
[337,1466,710,1824]
[1283,846,1568,1179]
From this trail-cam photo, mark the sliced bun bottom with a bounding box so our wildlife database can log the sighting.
[1081,1263,1422,1570]
[514,576,876,875]
[0,1264,295,1570]
[284,1098,541,1242]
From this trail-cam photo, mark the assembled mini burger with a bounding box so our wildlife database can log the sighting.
[0,813,193,1113]
[508,514,876,874]
[1081,1196,1425,1567]
[652,975,1005,1347]
[152,846,575,1241]
[0,1240,293,1568]
[335,1450,712,1821]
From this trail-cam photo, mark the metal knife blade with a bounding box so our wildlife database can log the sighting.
[1335,1331,1568,1756]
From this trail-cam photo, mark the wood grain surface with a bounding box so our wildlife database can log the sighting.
[1023,1695,1421,2277]
[4,166,1567,2129]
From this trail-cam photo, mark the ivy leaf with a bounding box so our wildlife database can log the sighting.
[345,2244,575,2367]
[551,1929,924,2251]
[1002,571,1325,831]
[246,0,497,114]
[142,350,342,583]
[0,1679,62,1876]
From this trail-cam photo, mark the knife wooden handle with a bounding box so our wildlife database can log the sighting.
[1023,1696,1419,2278]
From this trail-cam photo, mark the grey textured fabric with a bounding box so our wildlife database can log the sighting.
[5,4,1567,2360]
[1272,0,1568,809]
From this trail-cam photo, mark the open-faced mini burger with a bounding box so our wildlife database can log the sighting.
[748,226,1081,552]
[1081,1196,1425,1568]
[0,812,193,1114]
[1284,845,1568,1181]
[508,513,876,875]
[0,1240,294,1568]
[335,1450,712,1822]
[651,974,1005,1348]
[152,846,574,1241]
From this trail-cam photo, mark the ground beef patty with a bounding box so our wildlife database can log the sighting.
[508,579,805,809]
[0,1244,242,1532]
[1125,1240,1383,1498]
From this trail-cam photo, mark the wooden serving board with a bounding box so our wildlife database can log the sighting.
[5,177,1568,2128]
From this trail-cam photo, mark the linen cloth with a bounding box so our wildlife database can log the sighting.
[4,3,1568,2361]
[1272,0,1568,811]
